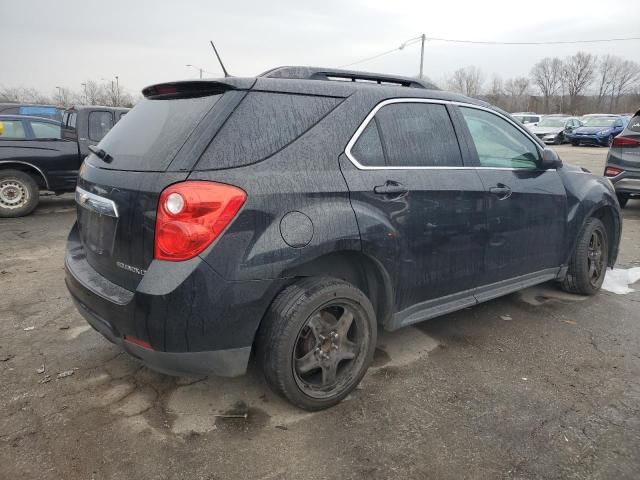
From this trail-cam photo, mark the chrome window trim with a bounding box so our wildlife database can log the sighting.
[75,186,119,218]
[344,97,549,171]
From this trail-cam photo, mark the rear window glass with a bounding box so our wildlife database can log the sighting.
[628,114,640,133]
[94,95,221,171]
[88,111,114,141]
[351,121,385,167]
[0,120,26,139]
[375,102,462,167]
[196,92,341,170]
[30,121,62,139]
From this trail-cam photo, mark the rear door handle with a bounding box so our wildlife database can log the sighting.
[490,184,512,200]
[374,181,408,195]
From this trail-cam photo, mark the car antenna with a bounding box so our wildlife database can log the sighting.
[210,40,230,77]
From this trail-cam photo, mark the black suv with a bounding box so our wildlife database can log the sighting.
[604,109,640,208]
[65,67,622,410]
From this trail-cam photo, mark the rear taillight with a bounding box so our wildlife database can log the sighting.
[604,166,623,177]
[154,181,246,261]
[612,136,640,147]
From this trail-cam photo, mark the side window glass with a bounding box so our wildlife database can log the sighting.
[460,107,540,169]
[375,102,462,167]
[0,120,26,139]
[68,112,77,130]
[31,121,62,139]
[88,111,113,141]
[350,121,385,167]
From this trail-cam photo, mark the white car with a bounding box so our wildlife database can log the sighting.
[528,116,582,144]
[512,112,542,127]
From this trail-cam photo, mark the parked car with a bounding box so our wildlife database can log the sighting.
[604,109,640,208]
[511,112,542,126]
[527,115,582,144]
[0,103,64,122]
[0,106,128,217]
[64,67,621,410]
[568,116,626,146]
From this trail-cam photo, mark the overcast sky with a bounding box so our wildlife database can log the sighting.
[1,0,639,97]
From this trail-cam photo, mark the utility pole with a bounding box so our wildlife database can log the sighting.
[419,34,426,79]
[115,76,120,106]
[55,86,62,106]
[81,83,87,104]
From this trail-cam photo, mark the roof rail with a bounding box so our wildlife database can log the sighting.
[260,66,438,90]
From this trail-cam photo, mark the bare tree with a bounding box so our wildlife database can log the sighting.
[563,52,597,112]
[594,55,616,110]
[447,66,484,97]
[504,77,531,112]
[530,57,563,113]
[609,59,640,111]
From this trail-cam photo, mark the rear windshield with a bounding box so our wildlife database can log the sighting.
[195,92,341,170]
[582,117,617,127]
[628,114,640,133]
[93,95,222,171]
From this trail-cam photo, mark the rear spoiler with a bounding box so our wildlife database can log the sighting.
[142,78,255,99]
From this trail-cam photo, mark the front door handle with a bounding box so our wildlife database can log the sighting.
[490,184,512,200]
[374,181,408,195]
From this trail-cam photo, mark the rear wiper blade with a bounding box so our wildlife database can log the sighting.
[88,145,113,163]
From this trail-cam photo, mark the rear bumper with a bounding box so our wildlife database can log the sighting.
[610,172,640,194]
[68,289,250,377]
[65,222,282,378]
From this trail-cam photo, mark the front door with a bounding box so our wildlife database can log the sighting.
[340,100,487,327]
[455,106,567,291]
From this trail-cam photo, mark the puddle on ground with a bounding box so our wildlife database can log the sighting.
[518,284,588,306]
[163,326,439,435]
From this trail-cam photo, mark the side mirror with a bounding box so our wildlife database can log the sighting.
[541,147,562,169]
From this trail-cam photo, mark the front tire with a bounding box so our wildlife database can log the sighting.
[561,218,608,295]
[571,141,579,146]
[606,134,614,147]
[257,277,377,411]
[0,170,40,218]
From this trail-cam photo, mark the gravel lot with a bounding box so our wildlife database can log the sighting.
[1,145,639,480]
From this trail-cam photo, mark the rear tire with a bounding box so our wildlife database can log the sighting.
[571,141,579,146]
[616,193,629,208]
[257,277,377,411]
[0,170,39,218]
[560,217,608,295]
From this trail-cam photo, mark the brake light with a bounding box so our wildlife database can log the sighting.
[612,136,640,147]
[604,166,623,177]
[154,181,246,261]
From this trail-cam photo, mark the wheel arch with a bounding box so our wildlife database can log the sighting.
[0,161,50,190]
[590,204,621,267]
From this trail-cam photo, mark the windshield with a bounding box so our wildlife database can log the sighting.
[537,118,567,128]
[582,117,616,127]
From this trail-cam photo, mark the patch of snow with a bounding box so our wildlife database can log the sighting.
[601,267,640,295]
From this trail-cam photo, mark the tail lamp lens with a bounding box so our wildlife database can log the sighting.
[612,136,640,147]
[604,166,623,177]
[154,181,246,261]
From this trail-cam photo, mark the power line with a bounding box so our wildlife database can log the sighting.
[339,34,640,68]
[424,35,640,45]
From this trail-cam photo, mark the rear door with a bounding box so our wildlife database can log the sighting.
[454,105,567,295]
[340,99,487,327]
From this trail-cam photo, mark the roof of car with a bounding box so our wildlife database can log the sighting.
[0,114,61,123]
[64,105,130,112]
[144,66,489,109]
